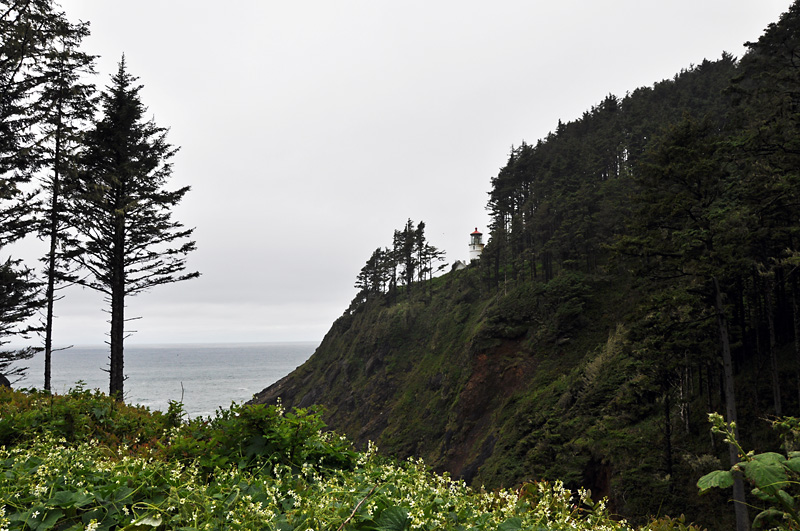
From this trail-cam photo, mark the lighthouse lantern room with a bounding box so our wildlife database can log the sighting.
[469,228,484,261]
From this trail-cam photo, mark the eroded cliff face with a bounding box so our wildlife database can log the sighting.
[250,269,497,479]
[251,324,530,483]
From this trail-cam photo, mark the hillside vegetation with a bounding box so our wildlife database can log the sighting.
[0,387,706,530]
[251,3,800,529]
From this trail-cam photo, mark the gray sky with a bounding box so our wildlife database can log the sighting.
[12,0,791,346]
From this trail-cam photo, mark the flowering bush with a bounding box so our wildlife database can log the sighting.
[0,387,700,530]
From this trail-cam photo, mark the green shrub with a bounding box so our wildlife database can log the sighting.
[161,400,357,477]
[0,388,705,530]
[0,385,168,450]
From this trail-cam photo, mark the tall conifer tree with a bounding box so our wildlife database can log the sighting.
[0,0,74,380]
[69,58,198,399]
[32,14,95,391]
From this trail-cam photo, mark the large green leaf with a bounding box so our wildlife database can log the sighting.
[751,487,771,502]
[375,506,410,531]
[8,507,64,531]
[753,508,791,530]
[750,452,787,465]
[34,509,64,531]
[47,490,94,509]
[742,458,788,494]
[136,516,162,527]
[784,456,800,474]
[498,517,523,531]
[777,489,795,509]
[697,469,734,492]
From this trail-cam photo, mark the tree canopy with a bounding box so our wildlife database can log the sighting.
[351,219,445,308]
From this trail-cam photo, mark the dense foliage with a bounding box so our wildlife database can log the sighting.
[352,219,446,307]
[0,387,701,531]
[479,7,800,528]
[5,0,800,529]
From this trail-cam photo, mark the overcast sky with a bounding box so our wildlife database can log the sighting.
[11,0,792,347]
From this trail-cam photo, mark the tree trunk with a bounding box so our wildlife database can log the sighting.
[714,276,750,531]
[43,110,63,392]
[765,279,782,416]
[734,275,750,365]
[543,251,553,282]
[493,249,501,289]
[663,387,673,478]
[791,276,800,416]
[680,358,690,433]
[109,219,126,400]
[700,363,719,451]
[792,278,800,413]
[750,269,763,415]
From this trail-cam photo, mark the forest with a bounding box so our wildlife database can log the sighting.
[478,7,800,529]
[0,1,197,398]
[250,3,800,530]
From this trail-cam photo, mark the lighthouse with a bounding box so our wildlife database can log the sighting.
[469,228,484,261]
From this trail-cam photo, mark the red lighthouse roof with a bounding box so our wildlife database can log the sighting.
[471,227,482,235]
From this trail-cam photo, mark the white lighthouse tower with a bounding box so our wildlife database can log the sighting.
[469,228,484,261]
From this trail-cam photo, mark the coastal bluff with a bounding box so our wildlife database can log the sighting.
[249,267,645,515]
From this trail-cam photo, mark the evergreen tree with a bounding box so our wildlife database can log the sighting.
[354,247,389,297]
[31,13,95,391]
[0,0,74,380]
[69,58,198,400]
[484,55,737,284]
[353,220,445,305]
[414,221,446,285]
[394,219,417,290]
[0,259,39,381]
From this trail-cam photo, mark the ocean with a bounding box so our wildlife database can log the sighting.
[14,342,317,418]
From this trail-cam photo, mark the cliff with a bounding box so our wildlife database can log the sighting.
[250,267,738,525]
